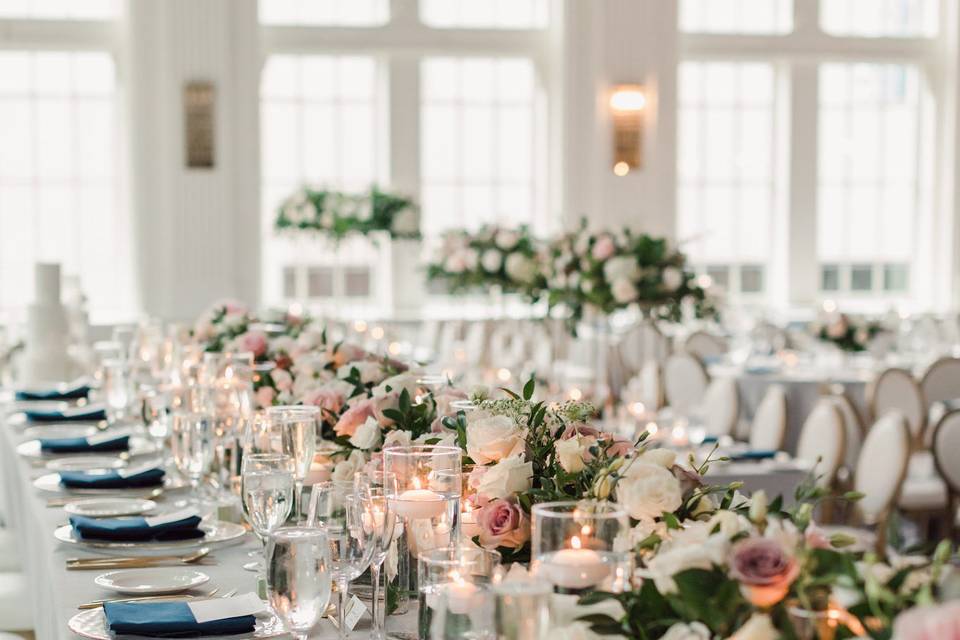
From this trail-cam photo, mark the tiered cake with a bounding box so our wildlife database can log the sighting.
[20,263,74,383]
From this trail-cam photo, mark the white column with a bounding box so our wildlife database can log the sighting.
[123,0,260,321]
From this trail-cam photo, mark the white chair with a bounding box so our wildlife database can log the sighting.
[639,360,664,411]
[796,399,846,489]
[932,409,960,538]
[436,320,460,365]
[869,368,927,445]
[683,330,727,360]
[462,320,489,368]
[0,571,31,631]
[703,377,739,438]
[619,321,670,374]
[663,353,709,414]
[749,385,787,451]
[829,393,866,474]
[920,356,960,410]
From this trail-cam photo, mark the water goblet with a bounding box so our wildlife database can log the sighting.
[171,412,215,503]
[241,452,295,571]
[266,405,319,523]
[266,526,333,640]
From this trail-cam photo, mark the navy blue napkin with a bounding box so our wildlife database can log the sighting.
[15,382,90,401]
[729,449,778,461]
[103,601,256,637]
[59,467,164,489]
[744,366,779,376]
[69,513,204,541]
[701,435,719,445]
[24,406,106,422]
[39,434,128,453]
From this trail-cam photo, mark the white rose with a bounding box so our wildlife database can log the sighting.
[603,256,640,282]
[383,430,412,449]
[638,449,676,468]
[504,252,537,284]
[580,279,594,294]
[350,416,383,450]
[555,437,590,473]
[616,462,682,521]
[495,229,520,250]
[391,207,419,235]
[662,622,711,640]
[374,372,420,399]
[416,431,457,448]
[318,210,335,229]
[354,199,372,221]
[331,450,366,483]
[729,614,778,640]
[270,335,296,355]
[444,253,467,274]
[611,277,639,304]
[481,248,503,273]
[338,361,385,385]
[644,536,728,593]
[477,455,533,500]
[662,266,684,291]
[463,248,479,270]
[466,412,526,464]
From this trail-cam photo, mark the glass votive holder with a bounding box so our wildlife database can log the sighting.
[418,546,501,640]
[531,500,632,593]
[490,580,553,640]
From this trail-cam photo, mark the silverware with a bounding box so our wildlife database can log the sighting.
[66,548,211,570]
[47,486,164,508]
[77,587,220,610]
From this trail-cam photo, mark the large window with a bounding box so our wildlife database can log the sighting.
[0,4,133,322]
[258,0,550,307]
[677,0,942,311]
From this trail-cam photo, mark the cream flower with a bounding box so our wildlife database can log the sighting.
[727,614,778,640]
[611,277,639,304]
[349,416,382,450]
[555,436,591,473]
[616,462,683,521]
[662,622,711,640]
[466,412,526,464]
[476,455,533,500]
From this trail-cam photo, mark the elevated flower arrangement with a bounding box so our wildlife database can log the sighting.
[274,185,420,241]
[813,312,885,353]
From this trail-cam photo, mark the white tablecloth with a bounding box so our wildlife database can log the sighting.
[0,414,416,640]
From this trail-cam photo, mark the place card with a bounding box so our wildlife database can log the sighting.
[144,507,199,527]
[188,593,265,623]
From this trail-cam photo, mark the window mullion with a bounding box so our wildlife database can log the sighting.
[386,53,420,200]
[787,61,819,307]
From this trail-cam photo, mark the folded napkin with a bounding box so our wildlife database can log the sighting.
[104,593,264,637]
[59,465,164,489]
[24,404,106,423]
[69,508,204,541]
[701,435,719,445]
[744,366,780,376]
[39,432,128,454]
[729,449,778,461]
[15,379,90,401]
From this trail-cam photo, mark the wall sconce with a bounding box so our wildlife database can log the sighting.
[609,84,646,176]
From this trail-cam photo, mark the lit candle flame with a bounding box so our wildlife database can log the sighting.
[571,535,582,550]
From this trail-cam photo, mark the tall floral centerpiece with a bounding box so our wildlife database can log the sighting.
[275,185,420,241]
[813,312,884,353]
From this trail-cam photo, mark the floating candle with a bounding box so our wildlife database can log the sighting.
[392,488,445,519]
[540,536,609,590]
[444,571,480,615]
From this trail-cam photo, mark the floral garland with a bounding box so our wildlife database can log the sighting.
[275,185,420,241]
[814,313,885,353]
[425,224,543,296]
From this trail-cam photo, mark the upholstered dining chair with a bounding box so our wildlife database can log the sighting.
[619,320,670,375]
[683,330,727,361]
[703,376,740,438]
[920,357,960,438]
[663,352,710,415]
[749,384,787,451]
[796,398,846,492]
[932,409,960,540]
[828,392,867,477]
[639,360,665,411]
[853,412,911,555]
[869,367,927,446]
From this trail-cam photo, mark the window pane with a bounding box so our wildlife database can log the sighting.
[259,0,388,26]
[821,265,840,291]
[0,50,132,321]
[421,57,544,234]
[420,0,548,29]
[0,0,116,19]
[850,264,873,291]
[883,264,909,291]
[821,0,937,37]
[680,0,792,34]
[817,64,927,298]
[677,61,780,297]
[260,55,382,305]
[705,266,731,291]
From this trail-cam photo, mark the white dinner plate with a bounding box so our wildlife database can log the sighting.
[33,472,185,495]
[54,520,247,554]
[17,435,157,460]
[68,607,285,640]
[46,456,127,472]
[94,568,210,595]
[22,424,98,441]
[64,497,158,518]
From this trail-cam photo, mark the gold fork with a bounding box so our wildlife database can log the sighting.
[77,587,221,610]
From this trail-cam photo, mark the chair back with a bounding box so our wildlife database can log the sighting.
[663,353,709,414]
[749,385,787,451]
[829,393,866,472]
[796,398,846,487]
[639,360,664,411]
[684,330,727,360]
[932,409,960,495]
[920,357,960,408]
[620,321,670,373]
[703,377,739,437]
[855,412,910,524]
[869,367,926,444]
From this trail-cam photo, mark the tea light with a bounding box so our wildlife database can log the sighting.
[393,488,446,519]
[461,504,482,540]
[540,536,608,589]
[444,571,480,615]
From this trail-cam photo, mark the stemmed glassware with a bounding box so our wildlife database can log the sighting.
[241,453,295,572]
[266,405,319,524]
[171,412,215,503]
[141,386,172,462]
[356,471,399,640]
[308,482,375,640]
[102,358,133,424]
[266,527,333,640]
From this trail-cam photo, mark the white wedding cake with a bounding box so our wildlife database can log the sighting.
[20,263,74,383]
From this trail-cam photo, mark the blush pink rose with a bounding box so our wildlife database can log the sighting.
[561,423,601,439]
[238,330,268,358]
[804,524,831,550]
[372,392,400,426]
[603,434,634,457]
[476,499,530,550]
[728,537,799,607]
[255,386,276,408]
[222,299,247,315]
[334,398,377,437]
[591,234,616,261]
[330,343,369,369]
[271,369,293,392]
[893,601,960,640]
[304,387,345,415]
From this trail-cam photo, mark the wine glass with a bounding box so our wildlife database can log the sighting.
[171,412,215,503]
[266,526,333,640]
[307,482,375,640]
[141,386,172,462]
[266,405,319,524]
[356,472,399,640]
[241,453,295,571]
[102,358,133,424]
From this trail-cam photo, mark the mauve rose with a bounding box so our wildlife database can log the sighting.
[334,398,377,437]
[603,434,634,457]
[330,343,368,368]
[255,386,276,408]
[561,423,601,439]
[238,330,268,358]
[304,387,345,415]
[671,464,705,494]
[477,499,530,550]
[274,353,293,370]
[728,537,799,607]
[591,234,616,261]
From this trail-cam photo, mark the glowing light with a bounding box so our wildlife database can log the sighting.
[822,299,837,313]
[645,421,658,436]
[696,274,713,289]
[613,161,630,176]
[571,535,583,549]
[568,387,583,401]
[354,320,368,333]
[610,88,646,112]
[371,326,385,340]
[496,368,512,382]
[388,341,402,355]
[288,302,303,316]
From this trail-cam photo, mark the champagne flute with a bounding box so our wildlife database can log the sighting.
[266,405,319,524]
[241,453,295,571]
[102,358,133,424]
[266,526,333,640]
[356,472,399,640]
[308,482,375,640]
[141,386,172,463]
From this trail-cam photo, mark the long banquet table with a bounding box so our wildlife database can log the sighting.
[0,412,415,640]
